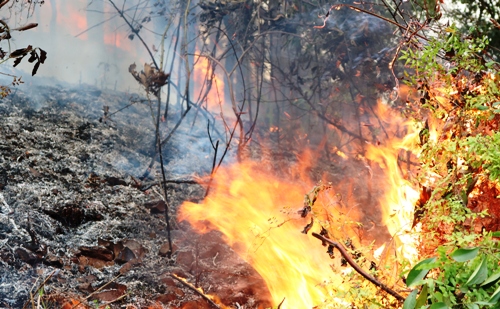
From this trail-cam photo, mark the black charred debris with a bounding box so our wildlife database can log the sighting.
[0,84,270,309]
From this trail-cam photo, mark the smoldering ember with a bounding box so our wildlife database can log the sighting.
[2,1,500,309]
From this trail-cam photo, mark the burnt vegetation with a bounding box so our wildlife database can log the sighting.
[2,0,500,308]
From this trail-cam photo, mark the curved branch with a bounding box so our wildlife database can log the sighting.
[311,232,405,303]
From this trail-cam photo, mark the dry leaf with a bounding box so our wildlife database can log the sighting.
[12,23,38,31]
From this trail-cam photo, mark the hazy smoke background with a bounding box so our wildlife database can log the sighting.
[2,0,161,92]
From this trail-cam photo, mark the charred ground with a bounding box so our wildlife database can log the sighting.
[0,85,271,309]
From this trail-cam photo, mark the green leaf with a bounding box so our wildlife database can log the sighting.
[406,257,437,287]
[403,289,418,309]
[492,231,500,237]
[466,257,488,286]
[481,271,500,286]
[476,105,488,111]
[489,285,500,303]
[450,247,479,262]
[472,301,496,306]
[430,302,448,309]
[492,102,500,107]
[416,284,428,308]
[466,304,479,309]
[434,291,443,303]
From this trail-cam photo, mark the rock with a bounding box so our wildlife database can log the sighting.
[78,246,114,261]
[158,243,171,257]
[175,251,194,267]
[15,247,38,265]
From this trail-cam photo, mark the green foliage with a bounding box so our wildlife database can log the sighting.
[399,25,490,85]
[404,289,419,309]
[466,132,500,181]
[450,248,479,262]
[400,23,498,246]
[398,10,500,309]
[448,0,500,56]
[403,233,500,309]
[406,257,437,287]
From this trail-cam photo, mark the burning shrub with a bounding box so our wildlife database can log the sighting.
[396,13,500,309]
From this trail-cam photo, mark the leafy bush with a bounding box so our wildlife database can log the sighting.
[399,15,500,309]
[403,232,500,309]
[466,133,500,181]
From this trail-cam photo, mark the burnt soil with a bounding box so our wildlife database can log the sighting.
[0,84,271,309]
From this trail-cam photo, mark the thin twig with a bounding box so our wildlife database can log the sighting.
[317,4,428,42]
[108,0,159,70]
[204,140,219,198]
[85,273,122,300]
[66,273,123,309]
[170,274,222,309]
[23,270,56,309]
[277,297,285,309]
[141,106,191,180]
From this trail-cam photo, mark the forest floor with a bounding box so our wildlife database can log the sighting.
[0,84,271,309]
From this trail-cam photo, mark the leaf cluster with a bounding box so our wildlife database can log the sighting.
[399,24,500,243]
[403,233,500,309]
[10,45,47,76]
[399,15,500,309]
[466,132,500,181]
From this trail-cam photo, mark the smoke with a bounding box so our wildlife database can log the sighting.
[1,0,158,92]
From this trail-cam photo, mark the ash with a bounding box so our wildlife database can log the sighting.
[0,84,270,308]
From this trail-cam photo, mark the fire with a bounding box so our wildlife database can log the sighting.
[192,48,226,112]
[365,101,421,265]
[178,160,350,308]
[54,0,88,39]
[178,100,423,307]
[365,142,420,265]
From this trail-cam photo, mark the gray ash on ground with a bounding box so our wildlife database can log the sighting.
[0,85,271,308]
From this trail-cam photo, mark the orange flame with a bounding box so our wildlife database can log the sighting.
[365,101,421,266]
[179,100,422,307]
[192,50,226,112]
[178,160,353,308]
[55,1,88,39]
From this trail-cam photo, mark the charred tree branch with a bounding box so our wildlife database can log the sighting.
[141,105,191,180]
[155,94,173,258]
[311,232,405,303]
